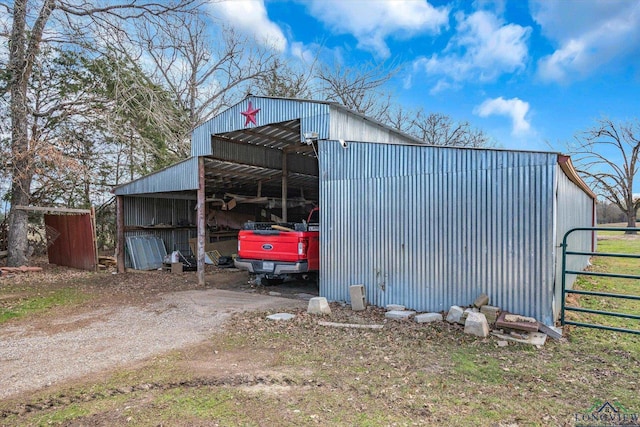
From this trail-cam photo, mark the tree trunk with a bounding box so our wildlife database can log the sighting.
[626,214,637,234]
[7,0,54,266]
[7,62,33,265]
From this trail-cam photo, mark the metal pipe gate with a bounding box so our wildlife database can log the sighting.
[561,227,640,335]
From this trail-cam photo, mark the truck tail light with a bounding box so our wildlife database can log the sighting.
[298,239,308,256]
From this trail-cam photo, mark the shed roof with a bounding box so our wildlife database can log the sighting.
[114,96,594,203]
[114,95,420,197]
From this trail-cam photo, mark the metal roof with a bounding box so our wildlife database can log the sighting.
[115,95,593,207]
[116,94,421,199]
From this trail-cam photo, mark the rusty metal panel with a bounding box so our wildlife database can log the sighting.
[45,213,97,271]
[319,141,564,325]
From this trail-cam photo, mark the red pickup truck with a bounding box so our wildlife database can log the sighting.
[234,208,319,285]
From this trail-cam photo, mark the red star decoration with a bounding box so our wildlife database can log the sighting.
[241,101,260,126]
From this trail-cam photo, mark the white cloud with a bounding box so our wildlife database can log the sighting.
[208,0,287,52]
[474,97,531,135]
[531,0,640,83]
[291,41,317,64]
[305,0,449,59]
[415,10,530,91]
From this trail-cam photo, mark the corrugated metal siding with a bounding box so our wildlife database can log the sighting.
[328,106,420,145]
[319,141,559,324]
[114,157,199,195]
[123,196,197,268]
[210,138,318,175]
[192,97,331,156]
[553,164,595,319]
[45,213,97,271]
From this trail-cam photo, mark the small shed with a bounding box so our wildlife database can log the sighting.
[114,96,595,325]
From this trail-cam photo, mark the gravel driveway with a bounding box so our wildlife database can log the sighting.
[0,289,305,400]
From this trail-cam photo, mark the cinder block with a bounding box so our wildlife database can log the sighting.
[446,306,464,323]
[480,305,500,323]
[387,304,405,311]
[307,297,332,315]
[267,313,295,321]
[385,310,416,320]
[460,308,479,325]
[415,313,443,323]
[464,312,489,337]
[473,293,489,308]
[349,285,366,311]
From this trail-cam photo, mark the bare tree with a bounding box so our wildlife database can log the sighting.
[384,104,415,136]
[252,57,316,99]
[317,61,396,122]
[123,11,280,152]
[572,118,640,233]
[410,111,493,147]
[385,106,493,147]
[4,0,196,266]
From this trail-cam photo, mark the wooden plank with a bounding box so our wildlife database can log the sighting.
[495,311,539,332]
[537,322,564,340]
[197,156,206,286]
[116,196,125,273]
[282,151,288,222]
[90,207,98,272]
[15,205,91,214]
[0,266,44,273]
[318,321,384,330]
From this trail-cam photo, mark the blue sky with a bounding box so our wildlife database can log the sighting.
[208,0,640,153]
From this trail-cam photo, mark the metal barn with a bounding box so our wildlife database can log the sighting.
[114,96,595,325]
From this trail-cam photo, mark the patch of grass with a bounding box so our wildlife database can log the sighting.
[596,223,639,237]
[450,349,505,384]
[0,287,88,323]
[30,403,89,425]
[154,388,243,425]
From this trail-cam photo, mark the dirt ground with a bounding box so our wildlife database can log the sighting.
[0,264,314,401]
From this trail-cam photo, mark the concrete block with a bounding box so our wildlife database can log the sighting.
[386,304,405,311]
[473,293,489,308]
[385,310,416,320]
[171,262,183,274]
[481,305,500,323]
[307,297,332,315]
[464,312,490,337]
[267,313,295,321]
[349,285,366,311]
[415,313,443,323]
[460,308,479,325]
[446,306,464,323]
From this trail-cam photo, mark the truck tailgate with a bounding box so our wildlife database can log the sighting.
[238,230,304,262]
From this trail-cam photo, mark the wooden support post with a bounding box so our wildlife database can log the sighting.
[90,207,99,272]
[116,195,125,273]
[282,151,288,222]
[197,156,206,286]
